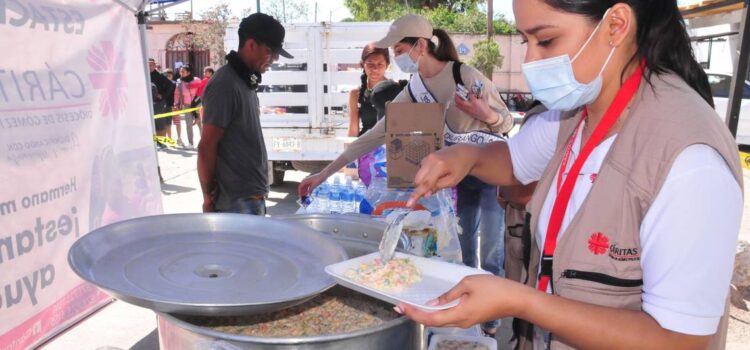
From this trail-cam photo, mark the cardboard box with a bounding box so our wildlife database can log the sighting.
[385,103,445,188]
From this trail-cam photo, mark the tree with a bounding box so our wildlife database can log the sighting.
[250,0,310,23]
[342,0,516,34]
[181,3,233,67]
[469,38,503,78]
[493,14,515,34]
[344,0,482,22]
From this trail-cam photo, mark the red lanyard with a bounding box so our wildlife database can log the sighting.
[556,118,585,194]
[537,62,645,292]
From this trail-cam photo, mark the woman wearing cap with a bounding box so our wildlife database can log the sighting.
[299,13,514,336]
[398,1,742,349]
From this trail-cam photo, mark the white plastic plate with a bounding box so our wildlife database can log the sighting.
[325,252,490,311]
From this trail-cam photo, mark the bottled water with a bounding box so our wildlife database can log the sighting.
[354,182,366,213]
[317,183,330,213]
[329,176,342,214]
[342,177,355,213]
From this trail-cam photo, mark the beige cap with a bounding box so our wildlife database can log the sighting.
[374,14,433,48]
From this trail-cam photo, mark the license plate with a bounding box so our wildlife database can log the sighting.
[272,137,301,152]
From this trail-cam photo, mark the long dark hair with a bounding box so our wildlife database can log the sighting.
[543,0,713,107]
[359,43,391,104]
[179,64,195,82]
[400,29,460,63]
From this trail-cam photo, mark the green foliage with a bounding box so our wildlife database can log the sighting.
[343,0,516,34]
[423,6,485,33]
[469,39,504,78]
[493,14,516,34]
[344,0,483,21]
[343,0,407,22]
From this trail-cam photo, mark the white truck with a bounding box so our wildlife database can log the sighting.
[225,22,410,185]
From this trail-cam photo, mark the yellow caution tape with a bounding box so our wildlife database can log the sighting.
[154,107,202,119]
[154,135,177,147]
[740,151,750,171]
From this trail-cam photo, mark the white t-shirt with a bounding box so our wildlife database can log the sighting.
[507,111,742,336]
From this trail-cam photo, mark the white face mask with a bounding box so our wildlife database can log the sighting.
[394,45,419,73]
[521,9,616,111]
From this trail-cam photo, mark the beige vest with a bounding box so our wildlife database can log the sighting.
[516,72,743,350]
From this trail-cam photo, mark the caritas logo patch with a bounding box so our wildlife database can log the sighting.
[588,232,610,255]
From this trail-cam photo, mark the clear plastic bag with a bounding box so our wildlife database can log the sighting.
[366,178,462,263]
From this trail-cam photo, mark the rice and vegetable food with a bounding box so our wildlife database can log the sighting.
[183,287,398,337]
[436,340,491,350]
[345,257,422,291]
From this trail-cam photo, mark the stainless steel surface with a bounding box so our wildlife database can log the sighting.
[274,214,410,258]
[68,213,347,316]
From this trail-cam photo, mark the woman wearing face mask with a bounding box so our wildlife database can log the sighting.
[299,15,514,334]
[399,1,742,349]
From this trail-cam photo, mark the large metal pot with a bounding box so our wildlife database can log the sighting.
[156,214,424,350]
[157,304,422,350]
[274,214,410,258]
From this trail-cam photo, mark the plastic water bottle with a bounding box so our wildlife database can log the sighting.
[342,176,355,213]
[329,176,342,214]
[354,182,366,213]
[317,183,330,213]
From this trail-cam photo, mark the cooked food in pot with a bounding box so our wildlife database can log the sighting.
[183,287,398,337]
[435,340,491,350]
[345,257,422,291]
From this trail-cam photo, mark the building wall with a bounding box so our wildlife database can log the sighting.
[145,22,183,70]
[450,33,529,93]
[144,22,213,72]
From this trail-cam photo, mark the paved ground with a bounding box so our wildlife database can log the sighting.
[40,130,750,349]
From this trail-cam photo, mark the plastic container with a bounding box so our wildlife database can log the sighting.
[342,176,355,213]
[317,183,330,213]
[355,182,366,213]
[428,333,497,350]
[329,177,342,214]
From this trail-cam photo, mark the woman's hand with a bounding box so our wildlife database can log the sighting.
[407,144,480,207]
[398,275,533,328]
[298,172,327,198]
[454,92,496,124]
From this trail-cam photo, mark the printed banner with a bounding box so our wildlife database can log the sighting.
[0,1,163,349]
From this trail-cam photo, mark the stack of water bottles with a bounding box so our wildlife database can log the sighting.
[303,175,367,214]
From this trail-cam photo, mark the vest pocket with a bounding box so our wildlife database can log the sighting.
[557,270,643,310]
[561,269,643,288]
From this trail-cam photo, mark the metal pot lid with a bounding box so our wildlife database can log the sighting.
[68,213,348,316]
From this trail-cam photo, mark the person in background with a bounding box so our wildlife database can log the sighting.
[165,68,175,82]
[149,58,174,142]
[196,67,216,128]
[172,64,202,149]
[298,14,513,337]
[399,1,742,349]
[496,101,548,286]
[198,13,292,215]
[348,43,391,137]
[203,67,215,80]
[162,68,177,140]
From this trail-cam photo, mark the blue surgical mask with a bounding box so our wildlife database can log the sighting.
[522,9,616,111]
[394,46,419,73]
